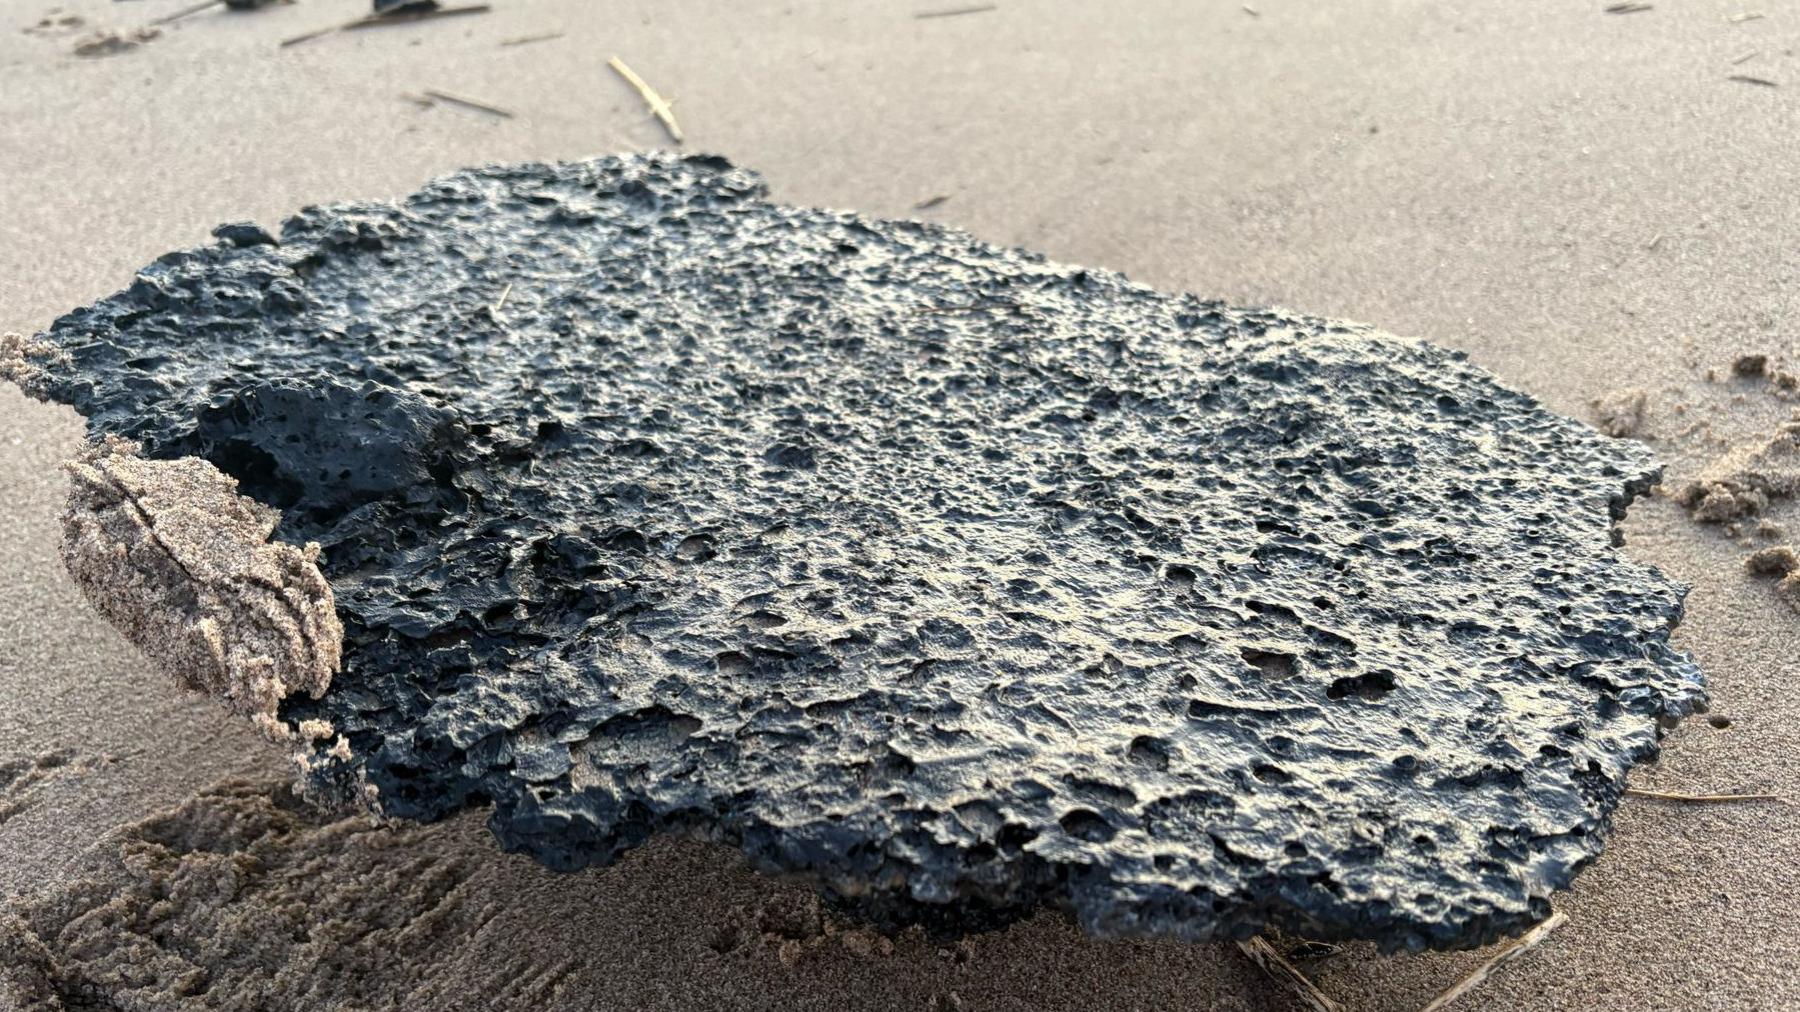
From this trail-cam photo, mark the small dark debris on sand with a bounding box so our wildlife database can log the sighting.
[500,30,563,47]
[154,0,287,27]
[346,3,489,29]
[1285,940,1343,960]
[282,1,487,47]
[22,13,83,36]
[914,194,951,211]
[1604,3,1654,13]
[1734,354,1770,378]
[72,27,159,58]
[1591,388,1649,439]
[1728,74,1779,87]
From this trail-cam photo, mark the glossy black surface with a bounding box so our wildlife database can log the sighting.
[19,154,1704,950]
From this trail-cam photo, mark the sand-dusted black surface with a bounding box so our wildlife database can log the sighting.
[7,153,1705,951]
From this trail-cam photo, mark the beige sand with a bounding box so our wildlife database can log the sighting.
[59,438,341,740]
[3,1,1799,1008]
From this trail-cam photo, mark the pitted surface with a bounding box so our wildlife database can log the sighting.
[9,154,1704,950]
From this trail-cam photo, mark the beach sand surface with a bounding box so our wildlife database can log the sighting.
[3,1,1798,1008]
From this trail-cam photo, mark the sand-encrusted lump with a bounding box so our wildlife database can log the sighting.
[59,436,341,738]
[7,153,1704,951]
[1677,420,1800,523]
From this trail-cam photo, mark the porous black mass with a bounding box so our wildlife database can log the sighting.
[16,154,1704,950]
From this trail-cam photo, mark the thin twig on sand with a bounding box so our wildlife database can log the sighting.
[1727,74,1779,87]
[1242,5,1261,15]
[280,22,341,47]
[1604,3,1654,13]
[1235,937,1344,1012]
[151,0,224,26]
[421,89,514,118]
[608,56,683,143]
[281,4,490,48]
[914,194,950,211]
[1732,49,1761,64]
[1420,912,1567,1012]
[914,4,998,18]
[1625,788,1783,803]
[1727,11,1765,23]
[1645,232,1664,250]
[501,30,564,47]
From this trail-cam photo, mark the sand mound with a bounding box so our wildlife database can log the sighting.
[0,777,1262,1012]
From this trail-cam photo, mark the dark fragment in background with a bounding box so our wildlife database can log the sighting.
[9,154,1704,951]
[71,28,159,59]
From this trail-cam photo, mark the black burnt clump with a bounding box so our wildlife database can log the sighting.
[16,153,1704,951]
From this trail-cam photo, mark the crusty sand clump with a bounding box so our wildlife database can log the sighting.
[1731,354,1800,390]
[0,913,61,1012]
[0,331,68,391]
[1590,388,1649,439]
[1675,420,1800,523]
[1745,545,1800,612]
[59,437,341,739]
